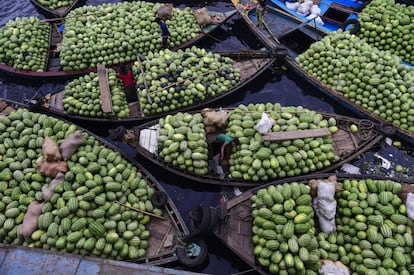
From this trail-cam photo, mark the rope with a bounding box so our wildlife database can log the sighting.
[356,119,376,141]
[233,203,252,222]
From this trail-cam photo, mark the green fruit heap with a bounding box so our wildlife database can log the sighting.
[227,103,339,182]
[0,17,49,71]
[157,112,208,175]
[134,47,240,115]
[37,0,75,10]
[251,183,321,274]
[318,179,414,274]
[358,0,414,64]
[63,70,129,118]
[0,108,162,260]
[60,2,201,71]
[296,30,414,133]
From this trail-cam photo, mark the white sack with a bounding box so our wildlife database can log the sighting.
[297,0,313,15]
[310,4,321,15]
[407,192,414,220]
[254,112,275,134]
[285,1,300,11]
[320,260,350,275]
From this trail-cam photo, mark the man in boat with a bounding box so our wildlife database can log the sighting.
[209,134,240,179]
[216,133,240,161]
[256,0,267,29]
[156,17,170,49]
[116,65,137,103]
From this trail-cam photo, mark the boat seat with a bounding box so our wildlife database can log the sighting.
[128,102,140,117]
[330,2,356,13]
[277,18,318,39]
[47,57,61,72]
[321,3,352,25]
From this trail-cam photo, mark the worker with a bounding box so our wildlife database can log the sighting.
[209,133,239,179]
[216,133,240,161]
[116,65,137,103]
[156,17,170,49]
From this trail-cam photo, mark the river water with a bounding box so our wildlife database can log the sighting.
[1,0,414,274]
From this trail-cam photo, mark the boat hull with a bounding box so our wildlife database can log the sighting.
[29,0,85,18]
[232,0,414,145]
[124,107,382,187]
[0,9,237,80]
[38,54,276,127]
[213,173,414,274]
[0,98,191,266]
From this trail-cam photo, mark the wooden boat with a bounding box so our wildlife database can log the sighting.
[0,98,207,267]
[195,173,414,274]
[35,50,279,128]
[0,8,237,80]
[0,243,199,275]
[29,0,85,18]
[232,0,414,144]
[113,106,384,187]
[267,0,362,34]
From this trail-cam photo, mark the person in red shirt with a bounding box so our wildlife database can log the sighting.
[117,65,138,102]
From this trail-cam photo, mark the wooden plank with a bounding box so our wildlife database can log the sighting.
[262,128,331,141]
[97,64,112,113]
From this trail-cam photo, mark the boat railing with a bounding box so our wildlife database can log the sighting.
[217,48,288,59]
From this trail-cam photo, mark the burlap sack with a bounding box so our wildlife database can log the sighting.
[203,110,230,128]
[157,4,173,20]
[36,160,68,177]
[42,172,65,202]
[42,136,61,161]
[400,183,414,203]
[20,201,44,238]
[194,7,212,28]
[59,131,85,161]
[309,175,341,197]
[205,125,218,134]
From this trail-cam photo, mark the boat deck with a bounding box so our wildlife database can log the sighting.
[46,23,63,72]
[46,57,273,120]
[215,193,262,272]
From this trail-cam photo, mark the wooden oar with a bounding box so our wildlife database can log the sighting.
[115,200,165,220]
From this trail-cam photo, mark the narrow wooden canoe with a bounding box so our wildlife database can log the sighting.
[29,0,85,18]
[232,0,414,144]
[0,9,237,80]
[207,173,414,274]
[37,51,278,127]
[115,107,383,187]
[0,98,207,267]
